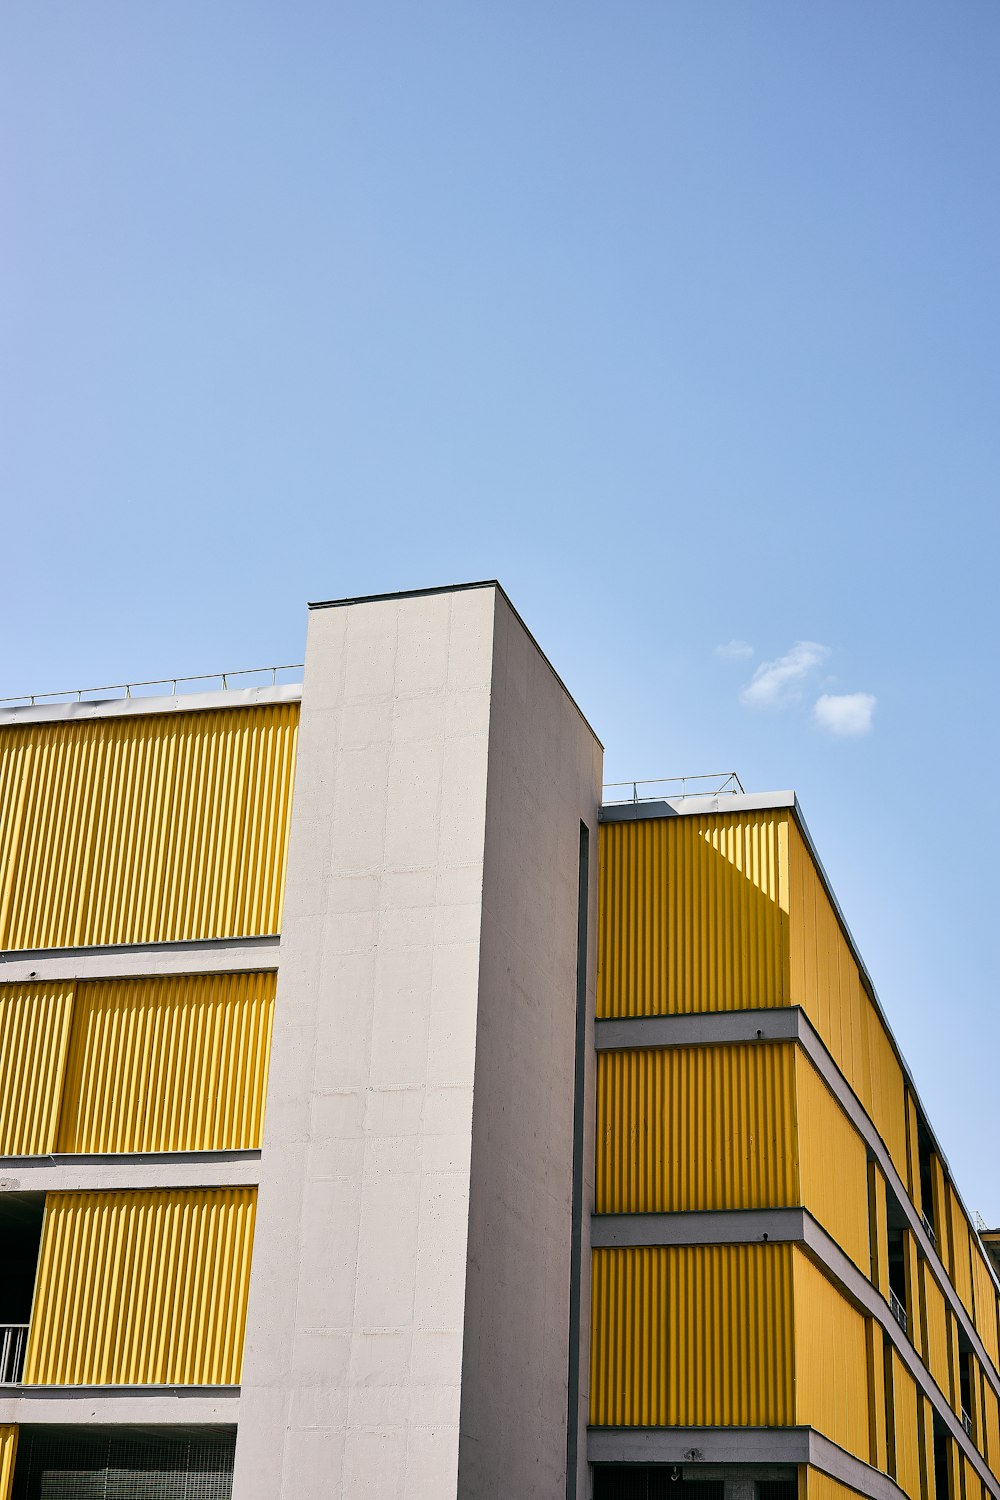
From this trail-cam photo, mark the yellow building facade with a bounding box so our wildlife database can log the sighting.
[0,583,994,1500]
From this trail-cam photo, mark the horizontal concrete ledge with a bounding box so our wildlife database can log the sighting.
[0,1152,260,1194]
[0,935,280,983]
[0,683,301,727]
[595,1009,799,1051]
[0,1386,240,1425]
[587,1427,909,1500]
[599,792,796,824]
[592,1209,804,1248]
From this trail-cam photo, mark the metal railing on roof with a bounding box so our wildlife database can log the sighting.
[0,665,304,708]
[602,772,746,806]
[0,1325,28,1385]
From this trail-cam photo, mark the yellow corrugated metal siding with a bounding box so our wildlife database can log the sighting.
[595,1043,798,1214]
[792,1250,870,1460]
[795,1050,870,1273]
[892,1349,923,1500]
[923,1262,951,1399]
[56,971,276,1153]
[983,1379,1000,1481]
[23,1188,256,1385]
[589,1243,794,1427]
[950,1189,976,1320]
[800,1468,865,1500]
[786,822,909,1184]
[598,814,789,1018]
[971,1251,1000,1374]
[0,1428,16,1500]
[0,705,298,950]
[0,983,75,1154]
[867,1320,889,1470]
[906,1091,922,1213]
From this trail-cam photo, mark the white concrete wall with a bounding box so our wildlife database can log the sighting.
[233,584,601,1499]
[457,591,601,1500]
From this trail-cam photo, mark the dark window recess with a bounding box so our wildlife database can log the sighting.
[592,1472,725,1500]
[887,1226,908,1326]
[959,1353,974,1428]
[934,1425,951,1500]
[917,1119,936,1235]
[759,1482,797,1500]
[12,1428,236,1500]
[0,1199,44,1326]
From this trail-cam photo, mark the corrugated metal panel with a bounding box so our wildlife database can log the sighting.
[0,1428,16,1500]
[866,1320,888,1470]
[795,1050,870,1274]
[597,813,789,1019]
[589,1243,794,1427]
[892,1349,922,1500]
[971,1249,1000,1375]
[963,1456,981,1500]
[933,1158,952,1280]
[923,1262,951,1400]
[983,1379,1000,1481]
[786,823,909,1186]
[0,983,75,1154]
[905,1091,922,1213]
[917,1394,935,1500]
[0,705,298,950]
[22,1188,256,1385]
[949,1188,976,1320]
[792,1250,869,1461]
[595,1043,798,1214]
[801,1468,863,1500]
[57,972,275,1154]
[870,1163,890,1299]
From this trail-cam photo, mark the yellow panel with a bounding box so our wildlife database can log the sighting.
[0,1428,16,1500]
[963,1457,980,1500]
[793,1250,869,1461]
[787,823,908,1184]
[23,1188,255,1385]
[867,1318,889,1471]
[971,1249,999,1374]
[0,705,298,950]
[0,983,75,1154]
[870,1164,890,1299]
[904,1232,924,1361]
[589,1243,793,1426]
[595,1043,797,1214]
[933,1158,952,1279]
[918,1394,935,1500]
[906,1091,922,1213]
[796,1050,870,1273]
[597,813,789,1018]
[892,1349,922,1500]
[924,1263,951,1400]
[983,1379,1000,1482]
[801,1468,870,1500]
[57,972,275,1154]
[950,1190,975,1319]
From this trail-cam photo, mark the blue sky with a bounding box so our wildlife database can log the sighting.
[3,4,997,1212]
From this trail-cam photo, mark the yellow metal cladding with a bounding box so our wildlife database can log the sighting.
[792,1250,870,1460]
[983,1381,1000,1480]
[892,1350,922,1500]
[0,982,75,1154]
[786,822,908,1183]
[0,704,298,950]
[23,1188,256,1385]
[589,1243,793,1427]
[923,1262,951,1398]
[597,813,789,1018]
[869,1164,890,1299]
[906,1091,922,1213]
[971,1251,1000,1372]
[56,972,276,1154]
[595,1043,798,1214]
[950,1189,976,1319]
[867,1321,889,1470]
[0,1428,16,1500]
[800,1470,872,1500]
[795,1050,870,1273]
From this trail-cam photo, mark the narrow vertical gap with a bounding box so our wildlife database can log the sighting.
[566,820,590,1500]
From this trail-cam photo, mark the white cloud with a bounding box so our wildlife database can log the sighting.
[813,692,877,737]
[715,640,754,661]
[740,641,830,709]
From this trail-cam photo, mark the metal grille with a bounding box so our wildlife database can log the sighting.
[12,1429,236,1500]
[592,1473,725,1500]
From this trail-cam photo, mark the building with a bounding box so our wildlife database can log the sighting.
[0,580,995,1500]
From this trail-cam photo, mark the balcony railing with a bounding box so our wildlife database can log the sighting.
[962,1410,974,1438]
[889,1288,908,1334]
[603,772,746,806]
[921,1211,937,1249]
[0,1325,28,1384]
